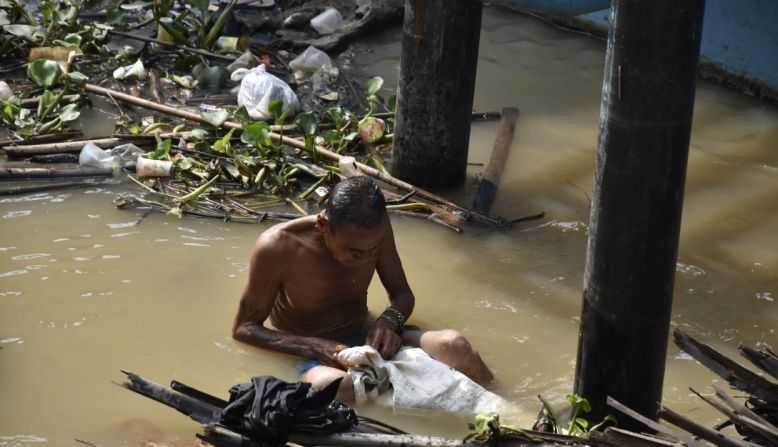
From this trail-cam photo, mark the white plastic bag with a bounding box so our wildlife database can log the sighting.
[113,59,146,81]
[310,7,344,35]
[288,46,331,76]
[79,143,118,169]
[0,81,12,101]
[231,65,299,120]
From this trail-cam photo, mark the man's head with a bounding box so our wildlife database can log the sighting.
[317,176,387,266]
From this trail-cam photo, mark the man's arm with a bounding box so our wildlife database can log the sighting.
[376,220,415,317]
[232,232,347,366]
[369,220,416,358]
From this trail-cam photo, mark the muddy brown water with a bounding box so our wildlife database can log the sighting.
[2,7,778,446]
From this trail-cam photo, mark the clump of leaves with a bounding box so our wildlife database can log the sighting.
[0,0,109,57]
[463,414,540,444]
[152,0,237,50]
[537,394,616,438]
[0,59,86,135]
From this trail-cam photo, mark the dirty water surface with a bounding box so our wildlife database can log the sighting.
[2,7,778,446]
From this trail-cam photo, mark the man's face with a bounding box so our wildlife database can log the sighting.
[319,214,386,267]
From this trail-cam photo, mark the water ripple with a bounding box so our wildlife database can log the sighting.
[11,253,50,261]
[2,210,32,219]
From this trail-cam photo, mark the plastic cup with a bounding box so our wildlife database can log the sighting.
[136,156,173,177]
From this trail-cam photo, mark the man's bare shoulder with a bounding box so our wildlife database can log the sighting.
[254,216,318,256]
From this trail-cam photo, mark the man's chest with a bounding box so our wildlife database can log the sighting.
[281,258,377,308]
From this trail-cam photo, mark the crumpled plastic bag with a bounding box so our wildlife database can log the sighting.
[0,81,13,101]
[310,8,344,35]
[231,65,299,120]
[79,143,118,169]
[289,46,331,77]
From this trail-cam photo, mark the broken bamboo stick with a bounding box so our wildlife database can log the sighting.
[606,397,708,447]
[657,405,753,447]
[2,137,127,158]
[83,83,504,227]
[202,424,570,447]
[0,130,82,147]
[0,166,114,179]
[472,107,519,214]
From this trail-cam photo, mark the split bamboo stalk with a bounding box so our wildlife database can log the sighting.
[2,137,127,158]
[0,166,114,179]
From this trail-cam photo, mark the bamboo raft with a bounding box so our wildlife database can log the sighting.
[113,330,778,447]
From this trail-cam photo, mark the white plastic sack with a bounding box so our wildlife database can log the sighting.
[288,46,331,76]
[79,143,118,169]
[231,65,299,120]
[310,7,344,35]
[337,345,510,415]
[0,81,12,101]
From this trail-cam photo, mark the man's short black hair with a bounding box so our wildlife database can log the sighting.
[324,176,387,231]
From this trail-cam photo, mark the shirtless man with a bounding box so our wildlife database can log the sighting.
[232,176,494,401]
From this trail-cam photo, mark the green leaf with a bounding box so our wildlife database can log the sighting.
[200,108,229,127]
[201,0,237,49]
[268,99,283,120]
[2,24,45,42]
[37,89,57,117]
[387,94,397,112]
[188,128,209,140]
[241,121,271,147]
[28,59,62,88]
[326,106,343,128]
[276,107,289,126]
[67,71,89,84]
[234,106,251,127]
[365,76,384,96]
[167,206,183,219]
[170,74,198,89]
[58,103,80,122]
[212,128,235,154]
[190,0,209,13]
[149,138,172,160]
[295,112,317,136]
[61,33,82,47]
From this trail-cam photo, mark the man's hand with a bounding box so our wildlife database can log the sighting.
[313,338,349,369]
[367,319,402,359]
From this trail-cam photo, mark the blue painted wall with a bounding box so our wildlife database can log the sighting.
[501,0,778,98]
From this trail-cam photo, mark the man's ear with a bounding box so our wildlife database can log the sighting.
[316,211,329,233]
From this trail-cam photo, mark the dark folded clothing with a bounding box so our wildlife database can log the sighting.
[219,376,358,447]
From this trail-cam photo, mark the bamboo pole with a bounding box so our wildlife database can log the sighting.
[201,424,569,447]
[657,406,752,447]
[0,130,82,147]
[472,107,520,214]
[0,166,114,179]
[83,83,503,227]
[2,137,127,158]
